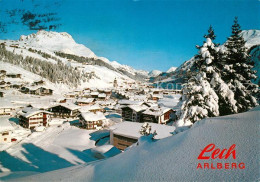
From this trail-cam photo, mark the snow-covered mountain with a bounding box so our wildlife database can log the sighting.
[148,70,162,77]
[166,66,177,73]
[0,30,149,89]
[240,29,260,47]
[152,29,260,84]
[19,31,96,58]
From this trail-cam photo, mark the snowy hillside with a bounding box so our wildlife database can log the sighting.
[0,30,148,88]
[148,70,162,77]
[15,107,260,181]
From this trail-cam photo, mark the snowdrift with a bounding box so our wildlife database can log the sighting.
[13,107,260,181]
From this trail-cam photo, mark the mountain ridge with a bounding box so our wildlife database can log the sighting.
[0,30,149,89]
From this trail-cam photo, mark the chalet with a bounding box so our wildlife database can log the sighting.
[0,117,14,143]
[150,94,163,101]
[79,111,106,130]
[76,98,95,106]
[48,103,80,118]
[103,89,112,96]
[82,91,91,98]
[152,89,162,95]
[0,74,5,80]
[110,121,175,150]
[141,106,175,124]
[0,84,10,90]
[30,87,53,95]
[38,87,53,95]
[10,83,23,89]
[121,104,149,122]
[57,98,67,103]
[74,89,83,96]
[0,81,6,85]
[0,70,7,75]
[18,107,52,129]
[98,93,106,100]
[33,80,45,86]
[0,107,14,116]
[65,92,77,98]
[6,73,21,78]
[90,91,99,98]
[10,44,19,48]
[20,86,53,95]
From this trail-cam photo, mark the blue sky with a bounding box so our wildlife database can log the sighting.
[0,0,259,71]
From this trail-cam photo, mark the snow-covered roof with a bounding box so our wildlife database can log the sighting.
[19,107,52,118]
[118,99,143,106]
[111,121,175,140]
[0,117,14,132]
[151,94,163,99]
[81,112,106,121]
[143,106,172,116]
[77,98,95,103]
[90,92,99,95]
[98,93,106,98]
[129,95,147,101]
[49,103,80,111]
[126,104,149,112]
[28,103,52,110]
[79,104,102,112]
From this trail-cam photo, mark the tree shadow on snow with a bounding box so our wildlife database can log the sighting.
[0,143,73,180]
[66,148,98,163]
[89,130,110,142]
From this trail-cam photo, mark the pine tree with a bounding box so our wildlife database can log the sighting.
[178,29,240,126]
[178,38,220,126]
[204,25,216,41]
[223,17,258,112]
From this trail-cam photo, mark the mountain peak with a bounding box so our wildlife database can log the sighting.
[241,29,260,47]
[148,70,162,77]
[166,67,177,73]
[18,30,95,58]
[20,30,74,42]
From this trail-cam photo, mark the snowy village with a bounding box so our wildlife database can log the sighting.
[0,0,259,181]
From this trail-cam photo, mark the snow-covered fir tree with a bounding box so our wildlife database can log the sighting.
[178,21,258,126]
[178,27,238,125]
[178,72,219,126]
[223,17,258,112]
[178,37,220,125]
[139,122,151,136]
